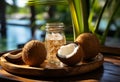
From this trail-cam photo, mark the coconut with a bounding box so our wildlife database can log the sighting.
[57,43,84,66]
[22,40,47,67]
[75,33,100,59]
[3,52,23,64]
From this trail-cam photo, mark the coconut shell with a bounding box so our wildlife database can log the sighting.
[57,43,84,66]
[22,40,47,67]
[75,33,100,59]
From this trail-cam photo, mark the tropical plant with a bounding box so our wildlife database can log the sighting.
[68,0,120,45]
[27,0,120,45]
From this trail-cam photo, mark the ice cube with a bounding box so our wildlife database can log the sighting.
[52,33,63,40]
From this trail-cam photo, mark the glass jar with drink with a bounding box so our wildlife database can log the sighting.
[45,22,66,67]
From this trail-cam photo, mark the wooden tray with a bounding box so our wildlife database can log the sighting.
[0,50,104,77]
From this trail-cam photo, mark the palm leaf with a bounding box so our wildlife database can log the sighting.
[27,0,68,6]
[68,0,89,40]
[101,0,120,45]
[94,0,109,33]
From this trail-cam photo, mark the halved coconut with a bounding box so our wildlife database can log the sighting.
[3,52,23,64]
[57,43,84,66]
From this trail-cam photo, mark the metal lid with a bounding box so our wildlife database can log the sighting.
[46,22,64,28]
[45,22,64,31]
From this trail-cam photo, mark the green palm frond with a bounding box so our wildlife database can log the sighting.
[68,0,89,40]
[27,0,68,6]
[101,0,120,45]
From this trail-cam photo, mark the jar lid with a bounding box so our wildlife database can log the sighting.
[45,22,64,31]
[46,22,64,28]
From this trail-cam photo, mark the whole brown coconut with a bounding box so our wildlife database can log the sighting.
[75,33,100,59]
[22,40,47,67]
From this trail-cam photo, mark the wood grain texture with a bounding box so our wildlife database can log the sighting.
[100,45,120,55]
[0,50,104,77]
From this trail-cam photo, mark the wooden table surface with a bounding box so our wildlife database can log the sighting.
[0,51,120,82]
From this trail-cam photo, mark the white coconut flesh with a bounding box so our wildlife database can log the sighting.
[3,53,22,59]
[58,43,79,58]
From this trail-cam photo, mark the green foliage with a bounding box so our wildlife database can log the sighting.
[101,0,120,44]
[27,0,68,6]
[69,0,120,44]
[66,33,74,41]
[27,0,120,44]
[68,0,90,40]
[88,0,120,44]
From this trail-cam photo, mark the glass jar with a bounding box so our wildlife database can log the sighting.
[45,23,66,67]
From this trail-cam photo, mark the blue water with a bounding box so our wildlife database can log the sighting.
[0,19,46,51]
[1,19,120,51]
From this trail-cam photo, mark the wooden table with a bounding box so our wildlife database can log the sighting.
[0,51,120,82]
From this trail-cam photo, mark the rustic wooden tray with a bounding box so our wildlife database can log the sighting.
[0,50,104,77]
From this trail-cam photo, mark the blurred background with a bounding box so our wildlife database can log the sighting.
[0,0,73,52]
[0,0,120,52]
